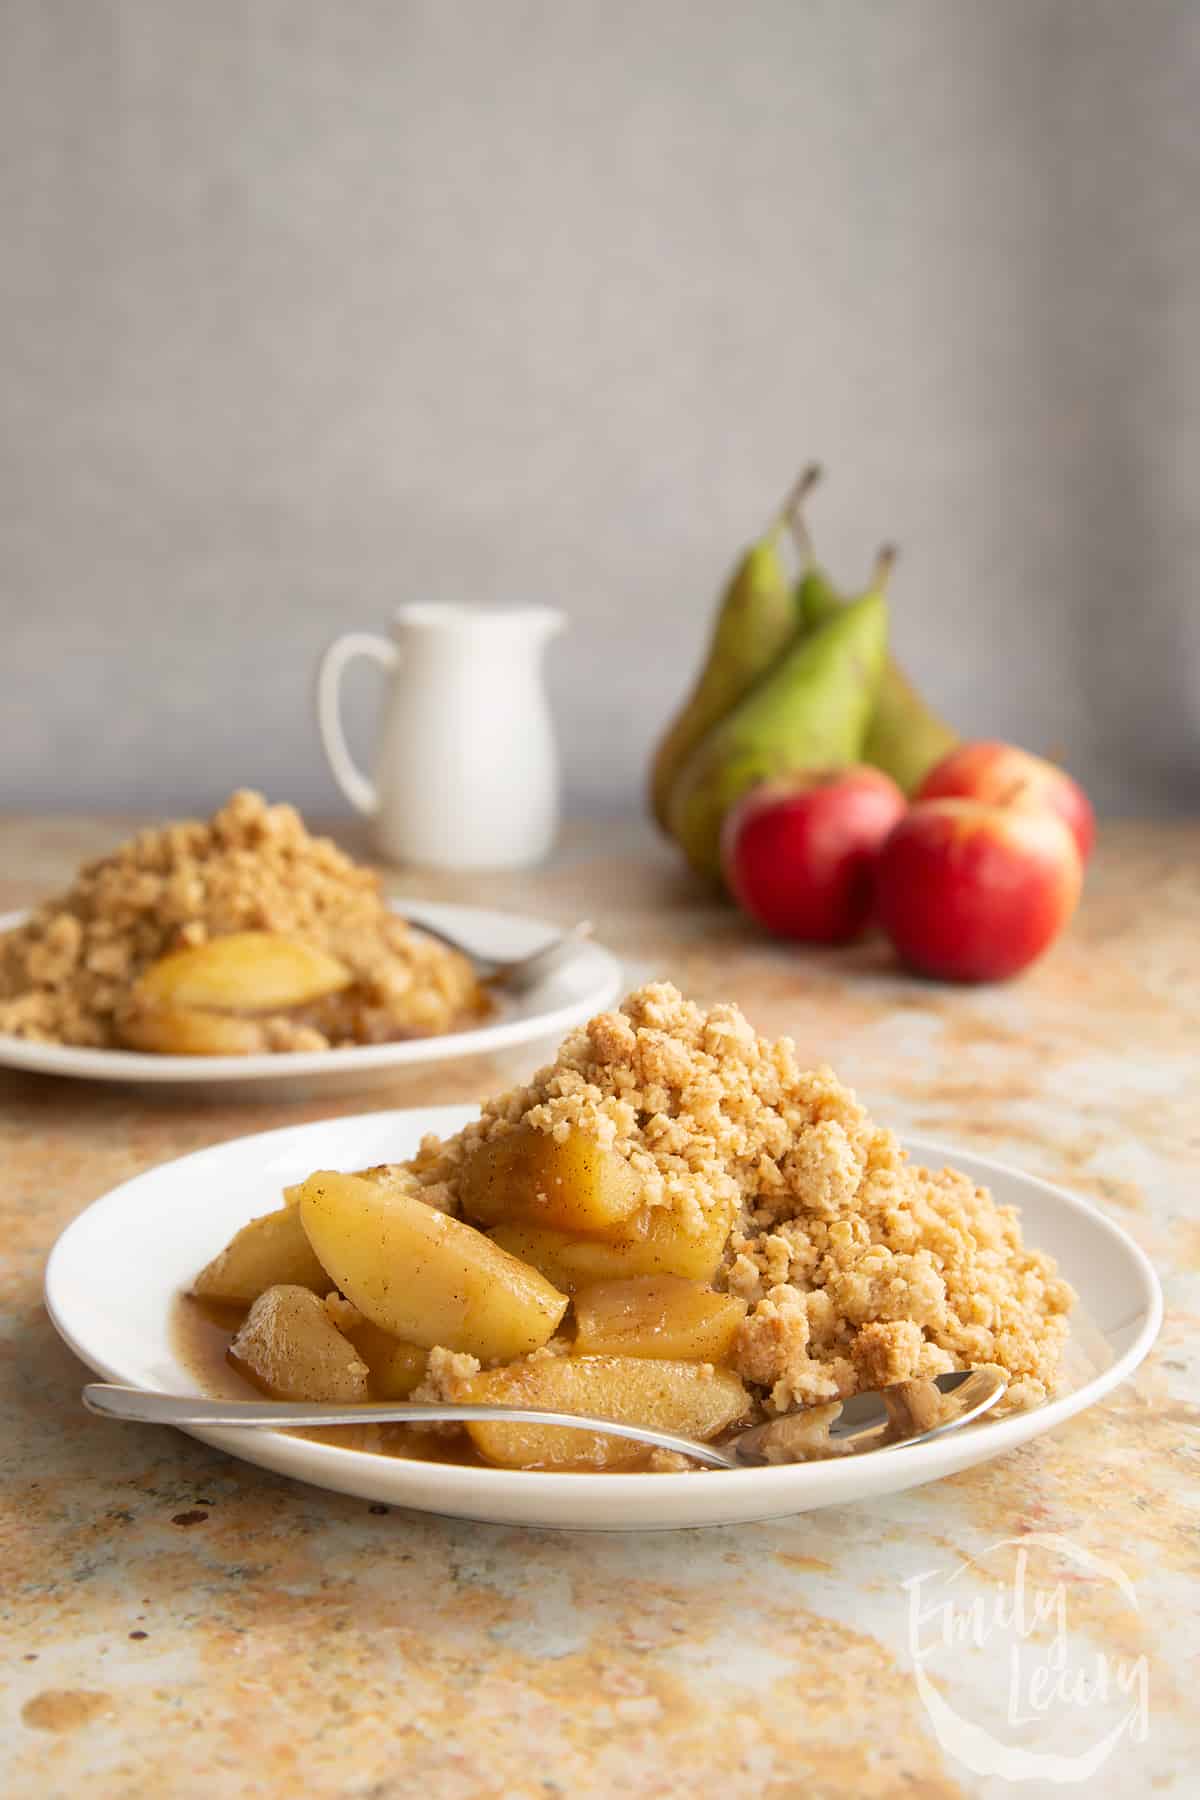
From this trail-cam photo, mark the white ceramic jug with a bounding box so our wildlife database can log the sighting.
[316,604,564,869]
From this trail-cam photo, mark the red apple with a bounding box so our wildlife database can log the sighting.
[721,767,907,943]
[918,740,1095,863]
[876,798,1082,982]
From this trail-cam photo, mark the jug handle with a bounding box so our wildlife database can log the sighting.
[315,632,399,816]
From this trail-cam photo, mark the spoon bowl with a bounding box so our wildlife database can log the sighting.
[411,918,594,992]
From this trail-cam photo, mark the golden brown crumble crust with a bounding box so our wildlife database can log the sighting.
[413,982,1074,1414]
[0,790,483,1050]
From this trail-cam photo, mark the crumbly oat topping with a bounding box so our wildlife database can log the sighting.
[397,1345,483,1439]
[413,982,1074,1414]
[411,1347,482,1408]
[0,790,484,1050]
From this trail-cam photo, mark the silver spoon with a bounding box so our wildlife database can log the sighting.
[405,917,594,993]
[82,1369,1005,1470]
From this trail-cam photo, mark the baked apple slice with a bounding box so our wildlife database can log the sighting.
[488,1199,732,1291]
[452,1354,750,1470]
[229,1285,368,1403]
[572,1275,746,1362]
[135,931,352,1012]
[295,1169,568,1361]
[117,1003,266,1056]
[457,1125,644,1235]
[191,1201,329,1305]
[119,931,354,1055]
[345,1322,428,1400]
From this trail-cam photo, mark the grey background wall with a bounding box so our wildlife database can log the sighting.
[1,0,1197,819]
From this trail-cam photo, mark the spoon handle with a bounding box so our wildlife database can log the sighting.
[81,1384,735,1469]
[82,1366,1006,1473]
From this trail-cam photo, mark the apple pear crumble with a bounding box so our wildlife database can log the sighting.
[0,790,486,1053]
[184,982,1074,1468]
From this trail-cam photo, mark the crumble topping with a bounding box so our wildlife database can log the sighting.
[409,981,885,1233]
[0,790,484,1050]
[409,1346,483,1434]
[411,982,1073,1414]
[413,1345,483,1399]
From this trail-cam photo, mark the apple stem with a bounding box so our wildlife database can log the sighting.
[872,544,899,591]
[781,463,823,562]
[998,776,1033,807]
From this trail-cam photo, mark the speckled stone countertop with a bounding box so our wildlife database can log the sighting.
[0,815,1196,1799]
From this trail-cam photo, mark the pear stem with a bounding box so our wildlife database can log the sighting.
[872,543,899,591]
[781,463,823,563]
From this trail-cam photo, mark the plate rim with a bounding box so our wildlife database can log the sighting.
[0,902,623,1083]
[43,1107,1164,1514]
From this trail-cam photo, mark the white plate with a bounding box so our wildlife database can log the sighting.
[0,904,622,1097]
[44,1106,1162,1530]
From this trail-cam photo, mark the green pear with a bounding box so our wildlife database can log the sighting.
[798,548,957,796]
[864,655,959,796]
[667,587,889,879]
[647,470,821,834]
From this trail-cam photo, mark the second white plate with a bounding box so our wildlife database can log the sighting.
[44,1107,1162,1530]
[0,902,622,1097]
